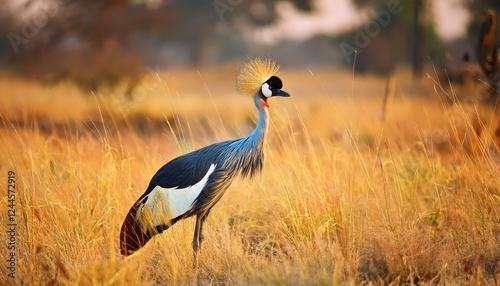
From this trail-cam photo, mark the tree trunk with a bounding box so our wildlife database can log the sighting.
[412,0,424,79]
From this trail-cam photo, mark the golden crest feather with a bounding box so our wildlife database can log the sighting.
[236,57,280,97]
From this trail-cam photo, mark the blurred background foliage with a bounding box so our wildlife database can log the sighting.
[0,0,498,93]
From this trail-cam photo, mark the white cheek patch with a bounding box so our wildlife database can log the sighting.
[261,83,272,98]
[139,164,217,227]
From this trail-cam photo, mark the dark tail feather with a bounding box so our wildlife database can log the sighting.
[120,204,150,256]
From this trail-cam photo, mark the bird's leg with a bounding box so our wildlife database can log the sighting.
[198,211,210,244]
[193,212,210,268]
[193,214,202,252]
[193,214,203,266]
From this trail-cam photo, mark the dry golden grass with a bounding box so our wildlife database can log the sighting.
[0,67,499,285]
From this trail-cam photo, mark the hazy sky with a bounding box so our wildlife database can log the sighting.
[433,0,470,40]
[258,0,470,43]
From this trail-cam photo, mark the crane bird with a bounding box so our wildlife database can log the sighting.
[120,58,290,258]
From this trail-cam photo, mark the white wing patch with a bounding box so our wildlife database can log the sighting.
[141,164,217,226]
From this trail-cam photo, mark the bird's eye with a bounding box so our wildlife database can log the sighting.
[261,83,272,97]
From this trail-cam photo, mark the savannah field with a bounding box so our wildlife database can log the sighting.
[0,66,499,285]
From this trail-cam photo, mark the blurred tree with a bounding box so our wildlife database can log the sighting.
[464,0,500,43]
[344,0,442,77]
[463,2,499,102]
[462,0,500,12]
[169,0,313,65]
[3,0,314,93]
[412,0,424,78]
[0,6,17,67]
[6,0,178,93]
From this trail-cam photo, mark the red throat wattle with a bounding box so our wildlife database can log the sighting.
[260,98,269,108]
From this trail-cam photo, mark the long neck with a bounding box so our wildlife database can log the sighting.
[220,96,269,179]
[250,96,270,145]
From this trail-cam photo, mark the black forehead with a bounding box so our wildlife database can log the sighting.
[265,76,282,89]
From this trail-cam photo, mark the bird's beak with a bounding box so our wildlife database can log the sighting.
[271,89,290,97]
